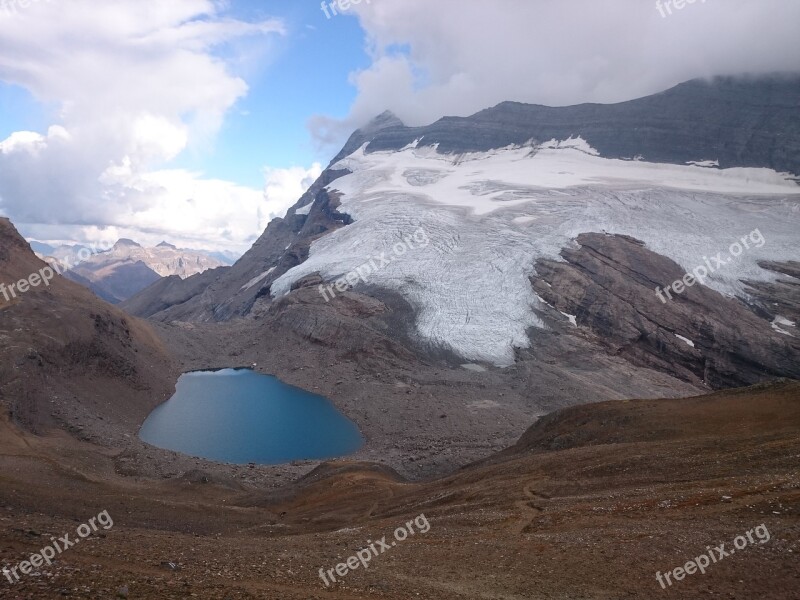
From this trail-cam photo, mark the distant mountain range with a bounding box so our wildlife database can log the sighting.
[33,239,226,303]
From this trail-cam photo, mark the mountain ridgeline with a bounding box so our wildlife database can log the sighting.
[41,239,227,304]
[334,75,800,174]
[120,74,800,392]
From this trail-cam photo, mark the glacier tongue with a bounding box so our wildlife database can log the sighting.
[271,142,800,367]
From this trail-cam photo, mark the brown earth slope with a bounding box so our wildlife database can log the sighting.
[0,380,797,599]
[2,216,798,598]
[0,218,176,437]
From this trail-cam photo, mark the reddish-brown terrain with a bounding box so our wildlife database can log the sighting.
[0,381,798,599]
[1,217,799,599]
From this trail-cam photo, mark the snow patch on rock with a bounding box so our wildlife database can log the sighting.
[772,316,796,336]
[560,312,578,327]
[241,267,275,291]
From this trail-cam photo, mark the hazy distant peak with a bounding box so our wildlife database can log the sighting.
[60,239,226,303]
[114,238,141,249]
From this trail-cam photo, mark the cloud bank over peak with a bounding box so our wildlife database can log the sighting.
[311,0,800,146]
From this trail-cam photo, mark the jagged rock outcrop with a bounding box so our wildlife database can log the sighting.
[254,278,416,363]
[532,234,800,389]
[745,260,800,326]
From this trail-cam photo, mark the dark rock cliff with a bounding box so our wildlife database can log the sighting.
[335,75,800,175]
[532,233,800,388]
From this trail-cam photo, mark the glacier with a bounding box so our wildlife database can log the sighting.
[271,140,800,366]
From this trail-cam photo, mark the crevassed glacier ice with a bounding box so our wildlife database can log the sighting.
[272,141,800,366]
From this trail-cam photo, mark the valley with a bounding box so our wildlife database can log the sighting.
[0,58,798,598]
[0,374,797,599]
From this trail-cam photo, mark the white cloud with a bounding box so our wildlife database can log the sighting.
[313,0,800,144]
[19,162,323,254]
[263,163,323,218]
[0,0,297,252]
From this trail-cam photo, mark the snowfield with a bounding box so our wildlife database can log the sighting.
[272,140,800,366]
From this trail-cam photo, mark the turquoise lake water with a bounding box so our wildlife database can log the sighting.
[139,369,364,465]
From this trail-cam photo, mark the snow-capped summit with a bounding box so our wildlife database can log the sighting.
[122,74,800,387]
[270,135,797,365]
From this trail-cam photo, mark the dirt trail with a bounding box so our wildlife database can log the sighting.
[511,481,550,535]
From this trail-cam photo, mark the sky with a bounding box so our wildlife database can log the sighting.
[0,0,798,255]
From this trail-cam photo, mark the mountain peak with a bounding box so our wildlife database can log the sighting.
[157,241,177,249]
[366,110,405,130]
[114,238,141,249]
[1,217,34,258]
[330,111,406,165]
